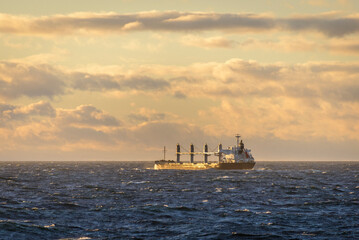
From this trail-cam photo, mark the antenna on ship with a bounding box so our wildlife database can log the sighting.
[235,134,241,146]
[163,146,166,160]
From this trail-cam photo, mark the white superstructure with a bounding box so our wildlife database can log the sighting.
[218,134,255,163]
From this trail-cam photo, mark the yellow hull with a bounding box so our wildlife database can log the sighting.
[154,162,255,170]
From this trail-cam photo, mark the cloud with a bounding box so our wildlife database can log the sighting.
[179,35,359,55]
[57,105,121,127]
[121,21,143,31]
[0,61,66,99]
[72,72,170,91]
[0,100,214,159]
[328,39,359,54]
[1,11,359,37]
[1,102,121,129]
[0,101,55,124]
[200,98,359,142]
[282,14,359,37]
[181,35,236,48]
[58,126,115,144]
[128,108,167,123]
[2,59,359,105]
[0,61,172,100]
[71,72,121,91]
[1,59,359,144]
[173,91,187,99]
[235,37,318,52]
[0,12,275,34]
[0,99,358,161]
[0,102,124,151]
[128,121,214,147]
[121,76,170,90]
[192,59,359,102]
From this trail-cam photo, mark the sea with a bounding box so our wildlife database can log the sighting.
[0,161,358,240]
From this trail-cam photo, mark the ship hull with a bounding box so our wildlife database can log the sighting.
[216,162,255,170]
[154,162,255,170]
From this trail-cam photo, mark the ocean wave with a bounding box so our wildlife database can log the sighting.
[0,161,358,239]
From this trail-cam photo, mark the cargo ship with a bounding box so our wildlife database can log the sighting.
[154,134,255,170]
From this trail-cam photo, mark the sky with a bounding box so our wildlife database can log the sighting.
[1,0,359,161]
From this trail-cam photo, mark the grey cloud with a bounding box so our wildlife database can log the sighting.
[69,60,359,103]
[322,82,359,102]
[0,103,15,114]
[329,43,359,54]
[0,101,56,126]
[308,63,359,73]
[3,59,359,105]
[72,72,120,91]
[230,60,283,80]
[161,13,275,31]
[23,101,56,117]
[128,114,149,123]
[282,17,359,37]
[58,105,121,127]
[218,59,284,82]
[2,12,359,37]
[173,91,187,99]
[59,126,114,144]
[0,62,66,99]
[0,12,274,34]
[284,85,319,99]
[0,103,16,126]
[207,59,359,103]
[128,112,166,123]
[0,61,171,100]
[72,73,169,91]
[121,76,170,90]
[204,87,239,97]
[0,102,123,147]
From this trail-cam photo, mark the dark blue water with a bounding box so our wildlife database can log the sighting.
[0,161,358,239]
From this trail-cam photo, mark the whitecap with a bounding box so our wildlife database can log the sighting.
[215,176,233,180]
[256,211,271,214]
[127,181,149,184]
[56,237,92,240]
[235,208,250,212]
[215,188,222,192]
[44,224,55,228]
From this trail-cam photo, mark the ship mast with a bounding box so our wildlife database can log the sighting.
[163,146,166,160]
[235,134,241,146]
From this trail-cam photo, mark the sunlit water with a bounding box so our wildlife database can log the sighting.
[0,161,358,239]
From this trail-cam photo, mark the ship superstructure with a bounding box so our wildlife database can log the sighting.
[218,134,254,163]
[154,135,255,170]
